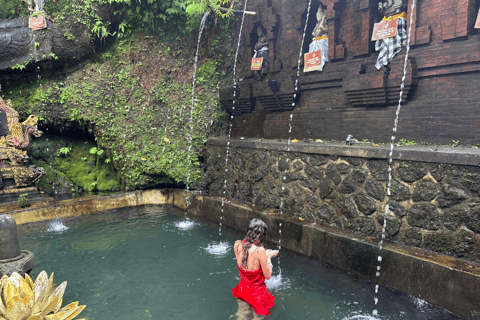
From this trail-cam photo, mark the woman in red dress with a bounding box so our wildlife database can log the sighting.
[232,218,279,318]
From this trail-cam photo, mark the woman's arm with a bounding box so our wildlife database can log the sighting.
[256,247,273,280]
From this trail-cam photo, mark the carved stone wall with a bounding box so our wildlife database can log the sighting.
[222,0,480,145]
[204,139,480,265]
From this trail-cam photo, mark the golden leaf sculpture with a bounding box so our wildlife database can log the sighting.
[0,271,85,320]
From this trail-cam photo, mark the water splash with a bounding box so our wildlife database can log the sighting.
[220,0,250,236]
[185,11,210,216]
[47,219,68,232]
[341,314,382,320]
[411,296,429,310]
[265,271,290,291]
[373,0,416,316]
[204,241,231,257]
[174,219,197,231]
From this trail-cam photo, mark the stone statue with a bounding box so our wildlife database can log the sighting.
[0,86,45,191]
[378,0,407,18]
[253,26,269,80]
[374,0,407,69]
[307,6,329,71]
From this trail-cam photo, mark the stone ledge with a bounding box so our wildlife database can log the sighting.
[180,190,480,319]
[207,138,480,166]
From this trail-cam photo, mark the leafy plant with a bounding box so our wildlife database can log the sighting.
[18,193,30,208]
[450,140,460,148]
[398,139,417,146]
[56,146,72,156]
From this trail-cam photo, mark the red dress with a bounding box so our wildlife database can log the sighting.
[232,265,275,315]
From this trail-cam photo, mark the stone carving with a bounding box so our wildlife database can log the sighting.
[306,6,329,71]
[0,86,45,191]
[0,4,118,70]
[0,270,86,319]
[0,214,34,277]
[375,0,407,70]
[378,0,407,18]
[253,26,269,80]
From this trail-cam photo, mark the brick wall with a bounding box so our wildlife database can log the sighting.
[223,0,480,145]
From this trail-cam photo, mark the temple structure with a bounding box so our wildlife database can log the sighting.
[220,0,480,145]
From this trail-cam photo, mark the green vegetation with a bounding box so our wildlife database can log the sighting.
[398,139,417,146]
[17,193,31,208]
[30,136,122,192]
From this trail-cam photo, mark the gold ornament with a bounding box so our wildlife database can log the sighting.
[0,271,86,320]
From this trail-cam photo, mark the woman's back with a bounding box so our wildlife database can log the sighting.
[234,240,263,271]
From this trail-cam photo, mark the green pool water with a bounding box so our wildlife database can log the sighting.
[17,205,462,320]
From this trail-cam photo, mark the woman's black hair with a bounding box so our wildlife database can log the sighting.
[241,218,268,268]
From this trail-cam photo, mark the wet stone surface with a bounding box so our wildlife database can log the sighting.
[204,144,480,264]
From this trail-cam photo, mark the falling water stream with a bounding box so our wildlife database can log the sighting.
[373,0,417,317]
[182,11,211,231]
[277,0,313,278]
[218,0,249,238]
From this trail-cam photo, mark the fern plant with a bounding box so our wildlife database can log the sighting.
[183,0,235,18]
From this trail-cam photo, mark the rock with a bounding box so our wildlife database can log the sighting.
[293,161,304,171]
[305,192,319,209]
[464,202,480,234]
[354,192,377,215]
[412,180,437,202]
[437,183,468,208]
[351,169,367,183]
[365,180,385,201]
[387,200,407,218]
[407,203,440,230]
[270,196,281,209]
[309,154,329,166]
[271,167,280,179]
[338,179,356,194]
[239,171,249,182]
[364,218,376,235]
[326,165,342,185]
[300,177,318,192]
[368,159,389,181]
[316,203,335,223]
[209,179,222,194]
[292,200,305,216]
[293,186,303,199]
[428,163,446,183]
[277,185,290,198]
[336,163,350,174]
[390,181,411,201]
[463,174,480,195]
[318,178,334,199]
[234,182,249,202]
[444,204,468,231]
[454,228,477,260]
[345,157,364,166]
[251,182,261,198]
[305,165,323,180]
[376,214,401,238]
[339,170,366,194]
[400,228,422,247]
[282,172,300,183]
[423,232,455,255]
[278,157,290,172]
[338,196,357,219]
[255,192,269,208]
[248,153,262,169]
[397,161,427,182]
[346,218,365,232]
[250,170,263,182]
[263,178,276,194]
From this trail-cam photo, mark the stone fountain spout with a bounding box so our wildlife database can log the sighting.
[0,214,34,277]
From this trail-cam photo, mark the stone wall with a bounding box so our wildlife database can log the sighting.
[204,138,480,264]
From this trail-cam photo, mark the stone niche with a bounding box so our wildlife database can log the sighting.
[220,0,480,144]
[204,139,480,266]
